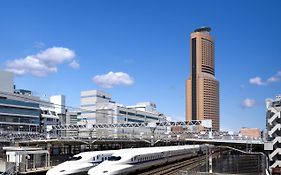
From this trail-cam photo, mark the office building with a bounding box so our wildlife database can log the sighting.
[239,127,261,139]
[80,90,111,124]
[186,27,220,131]
[40,106,60,133]
[65,111,80,125]
[0,95,41,133]
[80,90,167,124]
[60,111,80,137]
[50,95,66,114]
[0,71,63,135]
[79,90,168,137]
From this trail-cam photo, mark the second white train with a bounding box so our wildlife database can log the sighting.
[88,145,210,175]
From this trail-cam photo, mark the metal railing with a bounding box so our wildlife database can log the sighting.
[0,163,16,175]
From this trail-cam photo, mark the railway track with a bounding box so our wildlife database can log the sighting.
[138,155,208,175]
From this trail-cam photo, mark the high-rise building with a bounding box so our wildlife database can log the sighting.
[186,27,220,131]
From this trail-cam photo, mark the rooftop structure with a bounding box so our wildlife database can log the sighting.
[194,26,211,33]
[0,71,14,93]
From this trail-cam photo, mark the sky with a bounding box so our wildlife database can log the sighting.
[0,0,281,132]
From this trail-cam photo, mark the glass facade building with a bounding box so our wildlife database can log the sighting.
[0,97,40,133]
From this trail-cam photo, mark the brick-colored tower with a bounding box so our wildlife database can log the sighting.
[186,27,220,131]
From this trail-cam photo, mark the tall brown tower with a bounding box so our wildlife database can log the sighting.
[186,27,220,131]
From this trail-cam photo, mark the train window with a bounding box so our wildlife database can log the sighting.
[68,156,82,161]
[93,157,95,161]
[108,156,121,161]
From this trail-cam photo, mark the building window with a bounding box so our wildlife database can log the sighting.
[119,110,126,115]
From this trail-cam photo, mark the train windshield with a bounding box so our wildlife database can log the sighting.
[108,156,121,161]
[68,156,82,161]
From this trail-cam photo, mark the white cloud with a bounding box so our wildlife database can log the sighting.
[5,47,78,77]
[37,47,75,65]
[242,98,256,108]
[69,60,80,69]
[249,77,266,86]
[93,71,134,88]
[266,71,281,83]
[268,76,280,83]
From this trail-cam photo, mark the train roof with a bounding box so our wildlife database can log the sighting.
[73,150,117,159]
[112,145,200,159]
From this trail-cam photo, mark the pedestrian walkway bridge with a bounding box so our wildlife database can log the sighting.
[0,121,263,150]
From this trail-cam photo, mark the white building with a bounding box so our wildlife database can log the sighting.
[50,95,66,114]
[80,90,167,124]
[0,71,14,93]
[79,90,168,137]
[60,111,81,138]
[80,90,111,124]
[40,106,60,133]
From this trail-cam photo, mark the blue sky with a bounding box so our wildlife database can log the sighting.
[0,0,281,131]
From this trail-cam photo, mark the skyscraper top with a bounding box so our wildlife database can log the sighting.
[194,26,211,33]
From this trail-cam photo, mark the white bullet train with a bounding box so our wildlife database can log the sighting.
[88,145,211,175]
[46,150,117,175]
